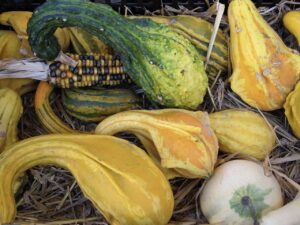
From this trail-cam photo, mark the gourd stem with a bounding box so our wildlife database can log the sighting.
[241,196,259,225]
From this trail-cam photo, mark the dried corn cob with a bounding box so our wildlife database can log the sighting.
[0,53,132,88]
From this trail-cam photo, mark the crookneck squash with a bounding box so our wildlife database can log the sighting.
[95,109,219,179]
[0,88,23,152]
[131,15,228,76]
[28,0,208,109]
[228,0,300,111]
[0,134,174,225]
[209,109,276,160]
[62,87,140,122]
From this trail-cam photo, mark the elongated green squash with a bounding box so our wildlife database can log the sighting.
[62,87,140,122]
[28,0,208,109]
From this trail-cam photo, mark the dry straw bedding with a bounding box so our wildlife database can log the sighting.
[14,1,300,224]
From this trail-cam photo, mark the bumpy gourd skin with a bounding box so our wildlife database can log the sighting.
[228,0,300,111]
[28,0,208,109]
[0,134,174,225]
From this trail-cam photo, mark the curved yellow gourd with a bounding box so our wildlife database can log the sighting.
[0,88,23,152]
[283,11,300,46]
[96,109,219,179]
[228,0,300,111]
[0,11,70,56]
[209,109,276,159]
[35,81,77,134]
[0,134,174,225]
[284,82,300,139]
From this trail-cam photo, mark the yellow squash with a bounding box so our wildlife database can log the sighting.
[0,30,22,59]
[0,78,37,96]
[35,81,77,134]
[209,109,276,160]
[283,11,300,46]
[228,0,300,111]
[68,27,112,54]
[0,88,23,152]
[96,109,219,179]
[0,134,174,225]
[284,82,300,139]
[0,11,70,56]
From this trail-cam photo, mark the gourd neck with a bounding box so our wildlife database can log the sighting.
[28,0,139,61]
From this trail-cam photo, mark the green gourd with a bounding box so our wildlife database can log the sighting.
[28,0,208,109]
[62,87,140,122]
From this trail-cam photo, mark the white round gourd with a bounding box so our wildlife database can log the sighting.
[200,160,283,225]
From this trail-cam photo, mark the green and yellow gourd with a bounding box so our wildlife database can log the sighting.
[62,87,140,122]
[28,0,208,109]
[131,15,228,75]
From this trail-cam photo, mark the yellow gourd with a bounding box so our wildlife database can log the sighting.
[0,134,174,225]
[96,109,219,179]
[228,0,300,111]
[209,109,276,159]
[283,11,300,46]
[284,82,300,139]
[0,30,22,59]
[0,88,23,152]
[0,11,70,56]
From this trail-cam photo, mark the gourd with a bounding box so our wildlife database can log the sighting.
[0,11,70,56]
[0,79,37,96]
[131,15,228,76]
[209,109,276,159]
[0,88,23,152]
[0,134,174,225]
[200,160,283,225]
[62,87,140,122]
[228,0,300,111]
[284,81,300,139]
[35,81,77,134]
[95,109,219,179]
[0,30,22,59]
[260,193,300,225]
[283,11,300,46]
[68,27,112,54]
[28,0,208,109]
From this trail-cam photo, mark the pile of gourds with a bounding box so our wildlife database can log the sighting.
[0,0,300,224]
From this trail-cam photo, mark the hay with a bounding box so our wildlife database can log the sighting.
[14,1,300,224]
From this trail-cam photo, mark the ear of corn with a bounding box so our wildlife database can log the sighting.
[48,53,131,88]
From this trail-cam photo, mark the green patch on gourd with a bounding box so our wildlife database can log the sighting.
[230,184,272,219]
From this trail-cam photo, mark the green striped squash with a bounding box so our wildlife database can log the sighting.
[62,87,140,122]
